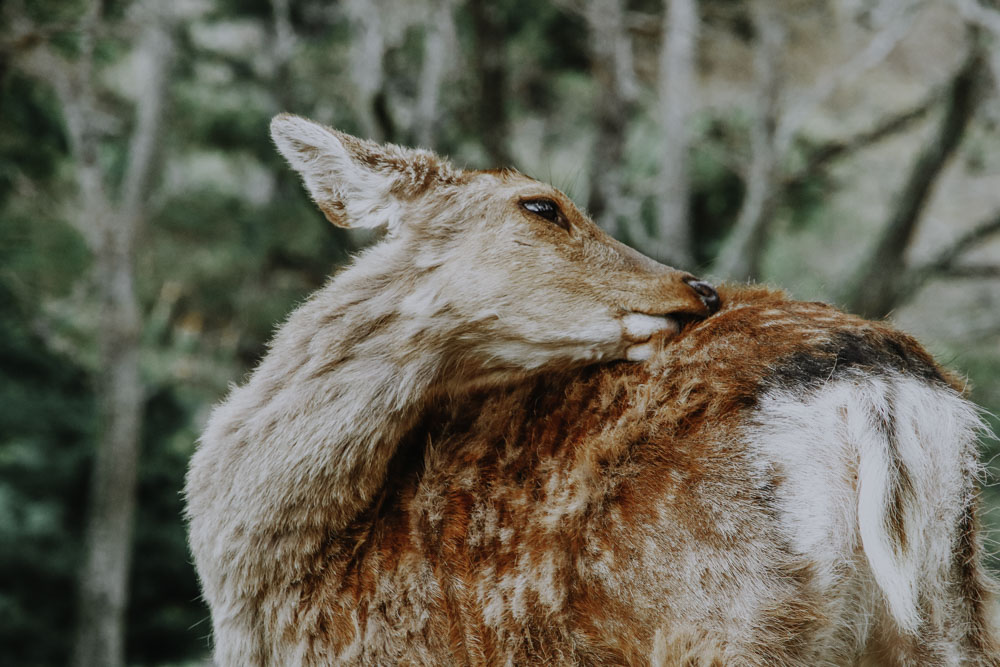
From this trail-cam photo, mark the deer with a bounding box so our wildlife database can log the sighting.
[184,116,999,666]
[184,114,720,666]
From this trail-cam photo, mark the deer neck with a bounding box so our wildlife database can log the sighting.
[200,244,462,538]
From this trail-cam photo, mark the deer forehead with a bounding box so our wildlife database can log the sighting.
[463,171,577,212]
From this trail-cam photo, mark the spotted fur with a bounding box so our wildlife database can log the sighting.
[186,120,999,665]
[273,287,997,665]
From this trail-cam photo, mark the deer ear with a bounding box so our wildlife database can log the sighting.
[269,113,458,229]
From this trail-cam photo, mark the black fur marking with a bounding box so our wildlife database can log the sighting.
[764,330,945,392]
[870,390,914,554]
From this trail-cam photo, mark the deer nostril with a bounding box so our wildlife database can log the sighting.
[683,278,720,314]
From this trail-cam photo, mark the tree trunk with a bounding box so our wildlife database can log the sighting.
[653,0,699,269]
[268,0,297,110]
[469,0,511,165]
[584,0,639,236]
[414,0,456,148]
[843,46,984,318]
[72,247,144,667]
[71,8,175,667]
[345,0,391,141]
[713,2,786,281]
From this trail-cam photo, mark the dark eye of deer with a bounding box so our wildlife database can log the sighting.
[521,199,568,230]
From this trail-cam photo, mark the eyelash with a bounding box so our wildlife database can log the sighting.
[521,198,569,231]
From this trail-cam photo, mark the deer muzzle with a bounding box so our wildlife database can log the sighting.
[621,274,721,361]
[682,277,721,314]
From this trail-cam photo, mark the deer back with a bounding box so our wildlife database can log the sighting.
[282,285,998,666]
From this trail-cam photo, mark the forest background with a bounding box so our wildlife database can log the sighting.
[2,0,999,665]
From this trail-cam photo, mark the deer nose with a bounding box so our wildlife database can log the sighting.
[683,277,720,314]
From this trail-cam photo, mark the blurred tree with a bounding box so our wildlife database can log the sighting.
[468,0,512,165]
[713,0,926,281]
[653,0,700,268]
[344,0,392,141]
[269,0,296,109]
[414,0,458,148]
[9,0,178,664]
[575,0,640,236]
[844,42,990,317]
[713,0,785,280]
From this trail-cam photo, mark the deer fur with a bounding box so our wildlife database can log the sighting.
[254,287,998,666]
[185,118,999,665]
[184,115,717,665]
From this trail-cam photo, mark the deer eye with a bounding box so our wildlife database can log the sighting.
[521,198,568,230]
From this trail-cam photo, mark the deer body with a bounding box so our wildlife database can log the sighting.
[273,286,997,666]
[186,118,997,665]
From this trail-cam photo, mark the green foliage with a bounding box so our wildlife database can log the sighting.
[781,172,833,230]
[127,388,210,664]
[0,283,92,665]
[689,115,746,266]
[0,283,212,665]
[0,73,67,203]
[0,211,90,299]
[19,0,87,27]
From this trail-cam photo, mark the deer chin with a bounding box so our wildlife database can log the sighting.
[621,312,681,362]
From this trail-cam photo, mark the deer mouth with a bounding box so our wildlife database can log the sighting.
[621,312,682,361]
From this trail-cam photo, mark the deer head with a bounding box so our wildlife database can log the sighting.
[270,114,718,377]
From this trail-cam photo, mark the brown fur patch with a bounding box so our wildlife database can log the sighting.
[263,286,998,664]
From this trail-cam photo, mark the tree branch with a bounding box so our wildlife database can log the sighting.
[841,41,986,318]
[884,209,1000,306]
[774,0,924,153]
[13,1,107,252]
[712,1,786,281]
[782,91,937,191]
[925,209,1000,273]
[936,263,1000,278]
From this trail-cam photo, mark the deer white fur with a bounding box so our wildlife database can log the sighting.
[750,372,984,642]
[185,115,716,665]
